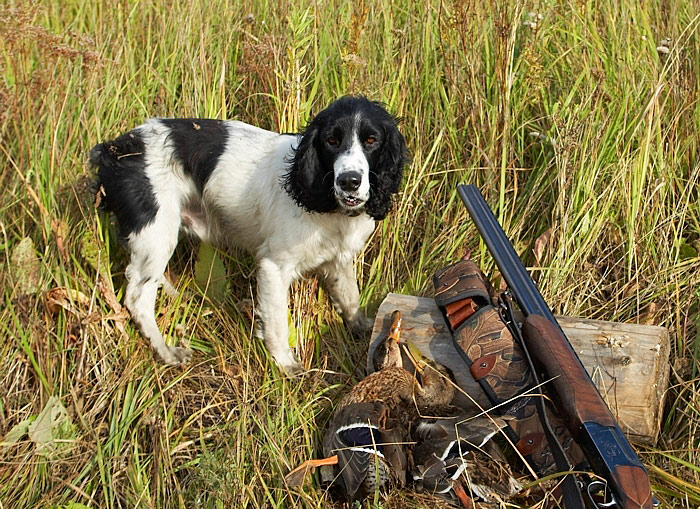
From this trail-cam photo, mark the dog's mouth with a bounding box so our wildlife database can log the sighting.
[335,193,367,214]
[342,196,362,207]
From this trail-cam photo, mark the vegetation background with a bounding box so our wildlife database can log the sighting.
[1,0,698,507]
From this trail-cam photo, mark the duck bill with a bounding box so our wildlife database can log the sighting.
[387,310,402,343]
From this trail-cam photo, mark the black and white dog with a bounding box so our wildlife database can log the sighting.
[91,96,407,372]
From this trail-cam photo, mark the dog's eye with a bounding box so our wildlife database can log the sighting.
[327,137,338,146]
[365,136,376,145]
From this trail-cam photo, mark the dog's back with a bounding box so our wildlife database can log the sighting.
[91,118,286,243]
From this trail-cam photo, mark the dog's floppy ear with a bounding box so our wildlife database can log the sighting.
[284,123,337,213]
[365,120,409,220]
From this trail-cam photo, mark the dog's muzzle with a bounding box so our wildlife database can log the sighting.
[335,171,367,211]
[337,171,361,192]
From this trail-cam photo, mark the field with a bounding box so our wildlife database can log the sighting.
[1,0,699,507]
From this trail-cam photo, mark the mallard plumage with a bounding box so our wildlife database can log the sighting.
[322,401,407,501]
[412,415,521,507]
[285,310,456,501]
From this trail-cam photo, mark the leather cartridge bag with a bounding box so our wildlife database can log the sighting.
[433,259,585,474]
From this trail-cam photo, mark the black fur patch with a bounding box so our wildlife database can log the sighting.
[90,130,158,239]
[160,118,229,192]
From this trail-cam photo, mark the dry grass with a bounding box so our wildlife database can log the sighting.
[1,0,699,507]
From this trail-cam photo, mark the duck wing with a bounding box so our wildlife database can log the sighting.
[323,401,407,501]
[413,415,518,503]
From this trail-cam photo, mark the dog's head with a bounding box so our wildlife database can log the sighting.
[285,96,408,220]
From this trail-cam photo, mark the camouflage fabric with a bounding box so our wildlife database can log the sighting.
[433,261,492,308]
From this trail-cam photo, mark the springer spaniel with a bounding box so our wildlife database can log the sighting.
[90,96,407,373]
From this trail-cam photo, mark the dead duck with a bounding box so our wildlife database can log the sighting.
[320,400,407,501]
[412,415,522,507]
[285,310,456,501]
[336,311,455,414]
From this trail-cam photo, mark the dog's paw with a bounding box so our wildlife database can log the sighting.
[273,350,303,376]
[161,278,179,298]
[159,345,193,365]
[347,311,374,337]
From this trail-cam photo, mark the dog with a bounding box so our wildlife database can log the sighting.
[90,96,408,372]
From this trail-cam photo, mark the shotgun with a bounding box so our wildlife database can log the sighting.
[457,184,654,509]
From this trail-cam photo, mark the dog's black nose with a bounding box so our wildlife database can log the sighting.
[337,172,362,192]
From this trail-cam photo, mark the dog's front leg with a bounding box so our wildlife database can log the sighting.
[319,258,373,336]
[256,259,302,374]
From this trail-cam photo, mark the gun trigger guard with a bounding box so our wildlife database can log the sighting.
[585,480,618,508]
[497,292,514,327]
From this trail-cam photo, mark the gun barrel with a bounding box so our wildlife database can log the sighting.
[457,184,653,508]
[457,184,553,320]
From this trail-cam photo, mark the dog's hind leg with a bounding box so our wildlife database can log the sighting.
[125,209,192,365]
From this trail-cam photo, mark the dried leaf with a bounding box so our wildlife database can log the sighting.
[533,228,552,265]
[1,417,35,445]
[97,275,122,313]
[27,396,75,455]
[28,397,65,446]
[11,237,41,296]
[95,275,127,333]
[45,287,91,315]
[52,218,69,263]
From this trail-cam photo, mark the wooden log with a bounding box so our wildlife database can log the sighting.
[368,293,670,445]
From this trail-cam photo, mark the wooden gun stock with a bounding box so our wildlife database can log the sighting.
[523,315,653,509]
[522,315,615,432]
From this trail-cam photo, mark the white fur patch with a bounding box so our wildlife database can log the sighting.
[333,127,370,201]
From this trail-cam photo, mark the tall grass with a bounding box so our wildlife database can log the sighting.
[1,0,699,507]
